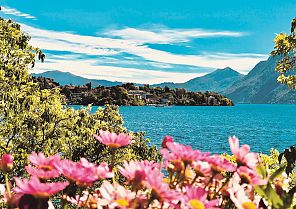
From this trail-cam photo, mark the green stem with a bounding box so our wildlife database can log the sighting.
[213,172,234,199]
[190,173,199,186]
[174,164,187,188]
[4,174,11,199]
[205,173,216,190]
[131,190,139,209]
[110,148,116,183]
[83,192,90,209]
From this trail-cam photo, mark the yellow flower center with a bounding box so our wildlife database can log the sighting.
[115,199,129,207]
[107,143,121,148]
[189,199,205,209]
[240,173,251,184]
[242,202,256,209]
[38,165,53,171]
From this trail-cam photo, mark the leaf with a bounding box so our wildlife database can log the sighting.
[255,183,284,209]
[269,165,285,182]
[256,165,268,179]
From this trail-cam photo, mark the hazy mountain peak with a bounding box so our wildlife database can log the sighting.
[32,70,123,87]
[210,67,243,77]
[223,56,296,104]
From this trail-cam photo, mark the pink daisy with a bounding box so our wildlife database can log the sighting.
[161,142,210,166]
[236,166,267,185]
[26,152,61,179]
[206,155,236,173]
[118,160,159,188]
[183,186,219,209]
[192,161,212,177]
[98,180,135,208]
[118,160,159,180]
[29,152,60,168]
[228,181,257,209]
[13,176,69,198]
[55,158,113,187]
[146,169,179,204]
[25,166,60,179]
[94,130,133,148]
[228,136,258,168]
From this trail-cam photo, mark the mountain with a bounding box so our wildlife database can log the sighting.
[32,71,123,87]
[223,56,296,104]
[32,60,296,104]
[152,67,244,92]
[33,68,244,93]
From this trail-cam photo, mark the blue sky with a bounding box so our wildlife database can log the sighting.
[1,0,295,84]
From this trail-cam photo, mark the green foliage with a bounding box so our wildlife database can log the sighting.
[0,17,159,176]
[259,148,281,173]
[58,82,233,106]
[224,149,296,208]
[271,17,296,89]
[255,164,295,209]
[256,148,296,208]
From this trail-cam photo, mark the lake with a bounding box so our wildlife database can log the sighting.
[72,104,296,154]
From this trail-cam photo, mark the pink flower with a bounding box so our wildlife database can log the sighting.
[94,130,132,148]
[95,162,114,179]
[183,186,219,209]
[228,182,257,209]
[229,136,258,168]
[161,142,210,166]
[161,135,174,148]
[118,160,159,188]
[26,152,61,179]
[29,152,60,168]
[192,161,212,177]
[66,191,100,208]
[13,176,69,198]
[206,155,236,173]
[55,158,113,187]
[146,169,179,203]
[118,160,159,180]
[98,180,135,208]
[0,154,13,172]
[25,166,60,179]
[236,166,267,186]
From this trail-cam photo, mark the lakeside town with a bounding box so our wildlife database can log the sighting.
[34,76,234,106]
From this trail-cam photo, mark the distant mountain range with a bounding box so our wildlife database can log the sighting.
[32,56,296,104]
[222,56,296,104]
[32,71,123,87]
[151,67,244,92]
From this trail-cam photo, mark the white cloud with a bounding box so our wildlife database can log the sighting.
[21,23,267,73]
[105,27,245,44]
[32,58,204,84]
[19,22,269,83]
[1,6,36,20]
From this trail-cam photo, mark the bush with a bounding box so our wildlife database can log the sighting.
[0,17,159,177]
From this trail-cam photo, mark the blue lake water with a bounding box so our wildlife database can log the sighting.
[73,104,296,154]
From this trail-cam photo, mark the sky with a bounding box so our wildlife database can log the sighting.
[1,0,295,84]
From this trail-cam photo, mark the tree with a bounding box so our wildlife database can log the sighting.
[0,17,159,175]
[271,17,296,89]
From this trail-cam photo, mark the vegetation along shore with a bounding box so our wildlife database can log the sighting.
[33,76,234,106]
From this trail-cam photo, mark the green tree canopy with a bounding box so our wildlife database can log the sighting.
[0,17,159,175]
[271,17,296,89]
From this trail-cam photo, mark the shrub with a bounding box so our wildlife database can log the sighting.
[0,17,159,177]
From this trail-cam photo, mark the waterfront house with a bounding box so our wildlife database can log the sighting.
[128,90,148,100]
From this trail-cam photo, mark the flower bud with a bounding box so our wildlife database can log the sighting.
[161,136,174,148]
[0,154,13,172]
[132,170,146,190]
